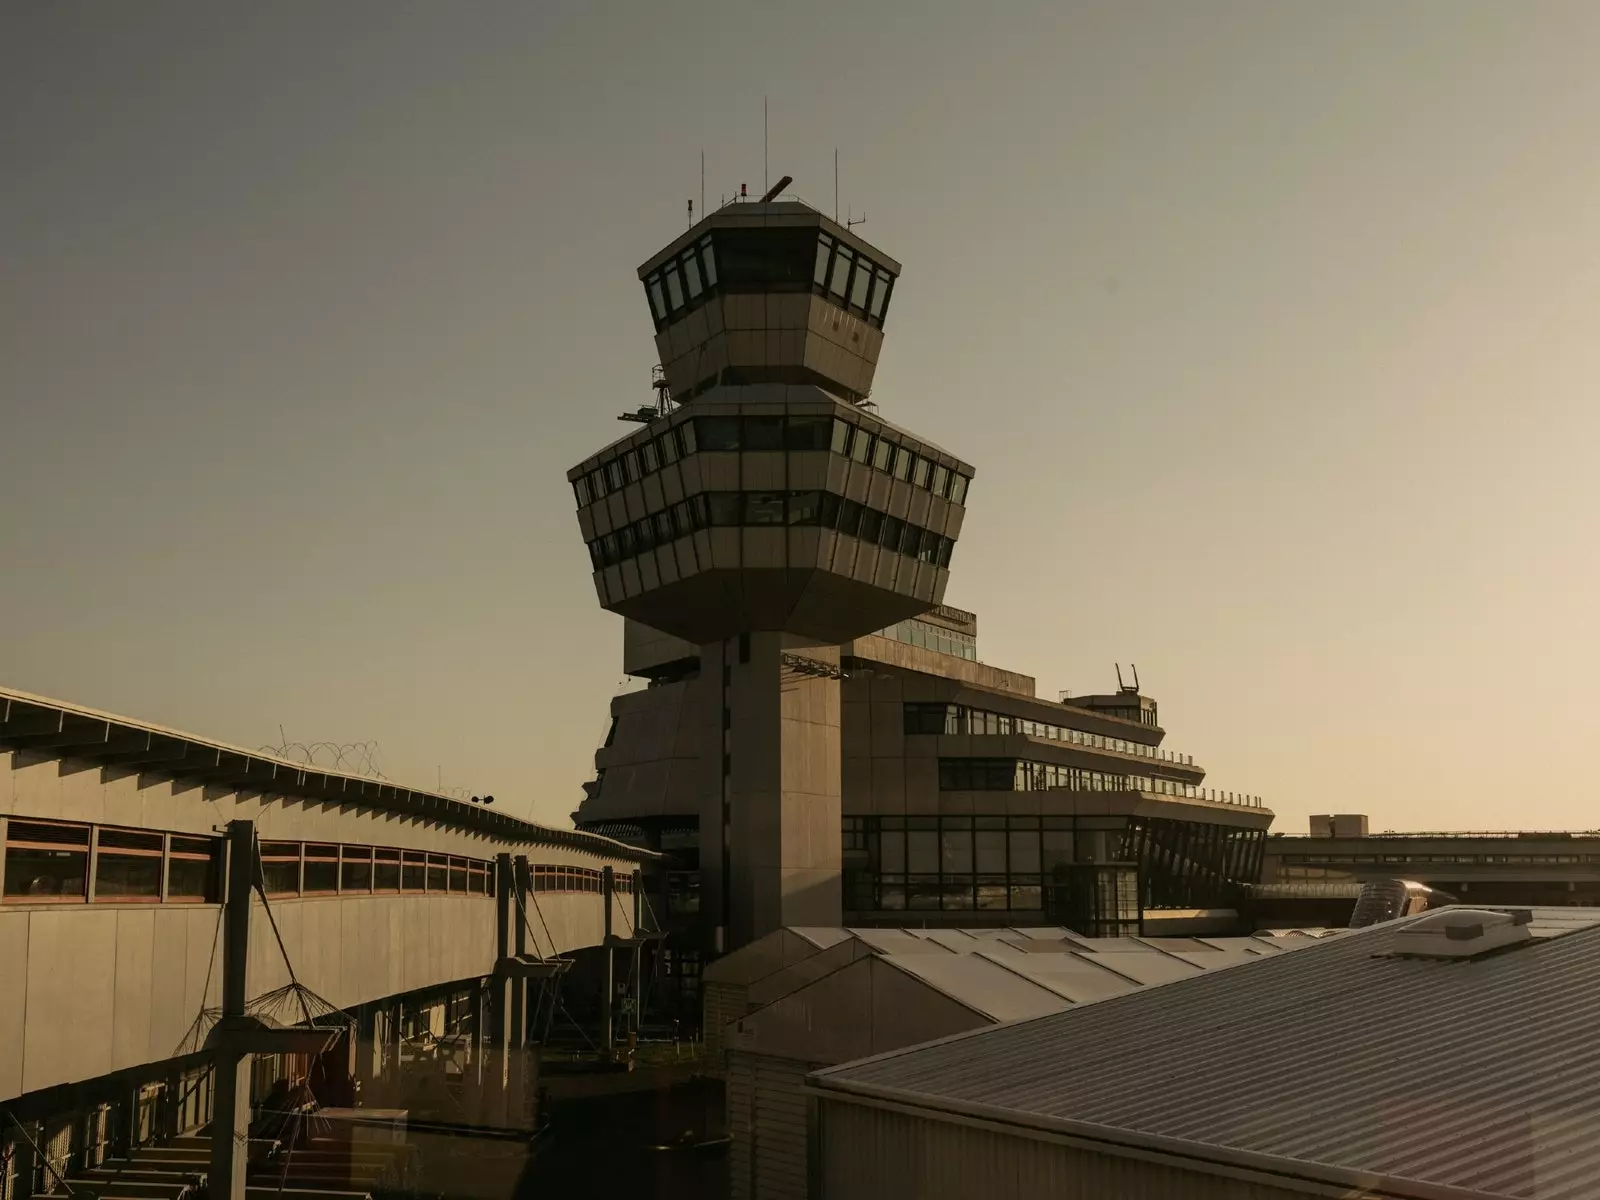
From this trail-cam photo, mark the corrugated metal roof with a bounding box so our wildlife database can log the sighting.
[879,954,1069,1023]
[815,907,1600,1200]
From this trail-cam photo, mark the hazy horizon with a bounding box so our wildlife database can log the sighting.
[4,2,1597,833]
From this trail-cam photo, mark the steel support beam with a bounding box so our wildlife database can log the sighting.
[209,820,256,1200]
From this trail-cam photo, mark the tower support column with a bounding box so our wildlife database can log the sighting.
[209,820,257,1200]
[700,633,842,951]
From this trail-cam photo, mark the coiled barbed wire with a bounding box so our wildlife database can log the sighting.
[261,731,480,799]
[259,736,388,779]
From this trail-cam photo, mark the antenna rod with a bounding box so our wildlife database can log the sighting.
[701,149,705,219]
[764,96,768,194]
[834,147,838,222]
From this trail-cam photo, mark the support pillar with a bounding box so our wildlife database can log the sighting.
[506,857,531,1130]
[353,1006,377,1105]
[483,853,513,1128]
[699,634,843,951]
[10,1120,41,1200]
[601,865,615,1054]
[209,820,256,1200]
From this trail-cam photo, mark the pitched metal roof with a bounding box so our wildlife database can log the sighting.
[814,906,1600,1200]
[0,686,655,861]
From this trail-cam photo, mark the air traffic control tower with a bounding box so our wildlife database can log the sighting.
[566,185,974,951]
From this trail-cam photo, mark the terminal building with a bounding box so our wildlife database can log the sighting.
[563,187,1274,996]
[0,686,656,1200]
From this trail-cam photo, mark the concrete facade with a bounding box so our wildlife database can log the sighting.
[0,693,651,1121]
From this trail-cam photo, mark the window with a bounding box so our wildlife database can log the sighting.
[658,430,679,464]
[951,474,970,505]
[572,476,590,506]
[873,438,896,473]
[785,414,833,451]
[303,844,338,893]
[3,820,89,901]
[904,703,953,735]
[605,459,624,491]
[858,508,883,542]
[341,846,373,892]
[931,464,950,497]
[830,419,853,455]
[743,415,785,451]
[683,253,703,299]
[837,498,862,537]
[469,863,488,895]
[647,278,667,322]
[880,516,905,554]
[744,492,785,524]
[261,842,301,896]
[869,268,893,324]
[893,448,914,482]
[913,457,934,490]
[829,246,854,299]
[814,234,834,286]
[588,467,607,500]
[850,257,872,310]
[426,854,448,893]
[168,836,219,901]
[699,236,718,287]
[787,491,823,525]
[95,828,163,901]
[449,857,468,893]
[708,493,742,525]
[850,429,874,464]
[695,416,741,452]
[664,263,684,311]
[715,227,818,290]
[679,420,698,454]
[375,848,401,891]
[401,851,426,892]
[638,440,659,473]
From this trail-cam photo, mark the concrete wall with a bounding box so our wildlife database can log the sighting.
[0,885,632,1104]
[1,748,641,1104]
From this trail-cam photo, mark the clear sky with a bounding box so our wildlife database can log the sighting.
[4,2,1597,833]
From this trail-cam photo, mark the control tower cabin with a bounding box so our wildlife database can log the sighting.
[567,195,974,951]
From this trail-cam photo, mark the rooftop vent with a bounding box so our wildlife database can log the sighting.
[1386,908,1533,961]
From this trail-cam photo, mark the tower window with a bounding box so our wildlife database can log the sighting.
[742,415,785,451]
[828,247,854,299]
[814,234,834,285]
[850,259,872,311]
[869,268,893,324]
[664,264,684,311]
[699,236,717,287]
[695,416,741,452]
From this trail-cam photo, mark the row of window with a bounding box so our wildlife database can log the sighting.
[257,841,497,898]
[588,490,957,572]
[1,819,628,904]
[906,703,1194,766]
[873,618,978,661]
[846,813,1133,877]
[573,415,972,510]
[642,229,895,332]
[2,820,218,903]
[936,757,1202,798]
[843,815,1262,915]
